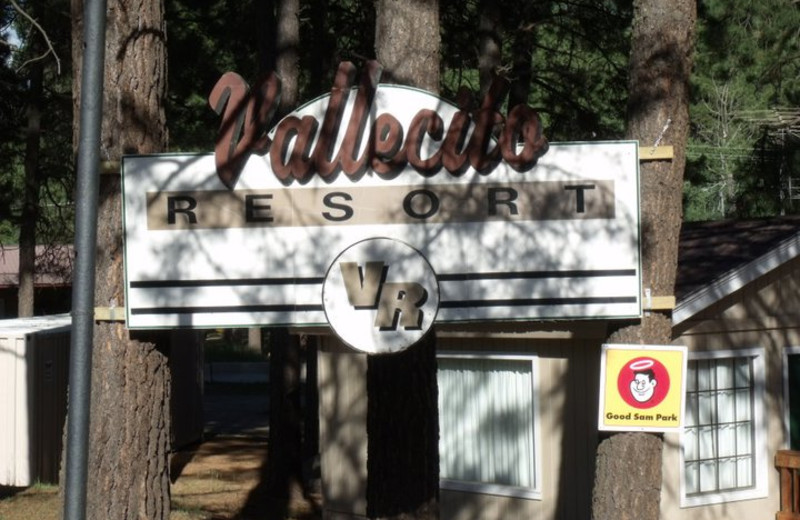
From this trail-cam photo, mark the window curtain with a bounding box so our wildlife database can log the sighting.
[684,357,754,495]
[438,357,536,489]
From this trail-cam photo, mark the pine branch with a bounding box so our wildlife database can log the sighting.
[9,0,62,75]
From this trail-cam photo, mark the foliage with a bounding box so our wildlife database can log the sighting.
[204,330,268,362]
[0,0,73,246]
[3,0,800,249]
[439,0,632,141]
[685,0,800,220]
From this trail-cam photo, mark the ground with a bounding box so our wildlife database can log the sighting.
[0,383,321,520]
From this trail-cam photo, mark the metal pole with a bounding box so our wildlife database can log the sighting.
[64,0,107,518]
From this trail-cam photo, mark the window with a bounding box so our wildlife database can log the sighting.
[681,348,767,507]
[437,354,541,499]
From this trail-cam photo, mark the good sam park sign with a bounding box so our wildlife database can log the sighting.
[121,61,642,353]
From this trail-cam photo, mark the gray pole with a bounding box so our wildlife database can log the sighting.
[63,0,106,518]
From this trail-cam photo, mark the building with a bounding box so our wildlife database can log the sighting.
[0,245,73,318]
[317,216,800,519]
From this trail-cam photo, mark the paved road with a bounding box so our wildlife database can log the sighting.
[203,384,270,438]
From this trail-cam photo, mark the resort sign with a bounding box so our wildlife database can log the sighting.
[121,61,642,331]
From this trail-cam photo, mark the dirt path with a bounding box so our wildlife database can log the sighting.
[0,383,321,520]
[171,435,321,520]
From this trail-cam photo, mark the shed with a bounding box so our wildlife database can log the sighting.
[0,314,71,486]
[0,316,205,487]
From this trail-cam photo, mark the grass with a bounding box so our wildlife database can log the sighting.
[204,330,269,363]
[0,484,59,520]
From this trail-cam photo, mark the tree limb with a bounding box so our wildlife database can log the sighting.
[9,0,61,74]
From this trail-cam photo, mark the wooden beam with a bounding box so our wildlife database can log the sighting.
[639,145,674,161]
[100,160,120,175]
[643,295,675,311]
[94,306,126,322]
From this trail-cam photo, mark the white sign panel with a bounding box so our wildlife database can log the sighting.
[122,86,641,329]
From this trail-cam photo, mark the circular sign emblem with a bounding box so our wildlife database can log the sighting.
[616,356,671,409]
[322,238,440,354]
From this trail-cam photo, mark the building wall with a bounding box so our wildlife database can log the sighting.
[438,333,602,520]
[664,258,800,519]
[316,254,800,520]
[318,337,369,519]
[317,324,607,520]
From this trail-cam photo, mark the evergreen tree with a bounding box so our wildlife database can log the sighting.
[70,0,171,517]
[593,0,696,518]
[685,0,800,220]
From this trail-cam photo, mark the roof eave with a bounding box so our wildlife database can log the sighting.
[673,231,800,326]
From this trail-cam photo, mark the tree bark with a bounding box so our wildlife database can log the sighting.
[591,0,696,519]
[374,0,440,91]
[18,5,46,318]
[266,328,304,516]
[507,5,535,110]
[306,0,330,94]
[68,0,171,518]
[260,3,308,517]
[366,332,439,519]
[368,2,440,518]
[275,0,300,113]
[477,0,501,98]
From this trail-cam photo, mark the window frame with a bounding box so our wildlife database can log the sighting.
[437,352,543,500]
[680,347,768,508]
[781,346,800,449]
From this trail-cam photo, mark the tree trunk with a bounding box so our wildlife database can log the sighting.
[477,0,501,98]
[374,0,440,91]
[18,9,46,318]
[306,0,330,94]
[507,5,535,110]
[369,4,441,518]
[275,0,300,113]
[69,0,171,518]
[366,332,439,519]
[591,0,696,519]
[261,2,308,517]
[266,328,304,515]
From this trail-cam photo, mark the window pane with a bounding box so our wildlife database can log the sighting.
[735,389,752,421]
[717,424,736,458]
[697,360,713,391]
[716,359,733,389]
[685,394,698,426]
[734,357,751,387]
[699,460,718,492]
[718,458,737,489]
[698,426,717,459]
[717,389,735,423]
[685,462,699,495]
[684,427,698,460]
[735,423,752,456]
[698,392,715,424]
[736,456,753,488]
[686,363,697,391]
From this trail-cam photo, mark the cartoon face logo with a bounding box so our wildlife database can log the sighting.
[617,357,670,409]
[630,368,657,403]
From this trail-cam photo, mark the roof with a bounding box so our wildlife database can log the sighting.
[0,245,74,288]
[674,216,800,325]
[0,313,71,335]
